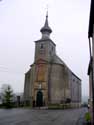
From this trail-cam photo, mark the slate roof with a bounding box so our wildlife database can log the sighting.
[52,54,67,66]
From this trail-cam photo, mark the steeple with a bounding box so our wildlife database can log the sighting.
[40,12,52,39]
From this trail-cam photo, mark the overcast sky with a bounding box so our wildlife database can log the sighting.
[0,0,91,97]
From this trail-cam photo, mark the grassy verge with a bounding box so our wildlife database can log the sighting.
[85,112,91,122]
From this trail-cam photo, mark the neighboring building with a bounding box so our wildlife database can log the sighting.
[88,58,93,121]
[88,37,94,123]
[88,0,94,124]
[24,14,81,107]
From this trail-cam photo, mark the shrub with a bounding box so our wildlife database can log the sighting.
[85,112,91,122]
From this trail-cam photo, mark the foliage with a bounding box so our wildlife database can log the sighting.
[85,112,91,122]
[1,84,13,109]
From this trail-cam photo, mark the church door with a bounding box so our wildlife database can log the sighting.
[36,90,43,107]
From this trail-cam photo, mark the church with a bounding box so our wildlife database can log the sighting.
[24,14,81,107]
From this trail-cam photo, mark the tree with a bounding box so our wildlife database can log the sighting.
[1,84,13,108]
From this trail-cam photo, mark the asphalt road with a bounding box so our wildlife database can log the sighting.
[0,108,87,125]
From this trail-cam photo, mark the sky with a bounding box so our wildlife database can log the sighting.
[0,0,91,97]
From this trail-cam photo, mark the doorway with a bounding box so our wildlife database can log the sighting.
[36,90,43,107]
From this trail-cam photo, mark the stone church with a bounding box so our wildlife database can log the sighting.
[24,14,81,107]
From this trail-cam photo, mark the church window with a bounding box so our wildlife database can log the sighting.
[52,46,53,51]
[49,51,51,55]
[73,79,75,82]
[40,44,44,49]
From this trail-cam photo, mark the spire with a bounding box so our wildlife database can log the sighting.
[40,12,52,39]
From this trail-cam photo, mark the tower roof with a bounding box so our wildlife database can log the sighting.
[40,13,52,34]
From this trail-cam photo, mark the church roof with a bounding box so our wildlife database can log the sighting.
[34,38,56,46]
[52,55,67,66]
[52,55,81,81]
[25,69,31,75]
[40,13,52,34]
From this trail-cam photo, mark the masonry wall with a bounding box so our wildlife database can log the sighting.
[24,70,31,102]
[69,72,81,107]
[34,40,56,62]
[50,64,70,103]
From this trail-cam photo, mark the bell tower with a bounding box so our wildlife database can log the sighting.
[33,13,56,106]
[34,13,56,63]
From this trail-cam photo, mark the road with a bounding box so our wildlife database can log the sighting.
[0,108,87,125]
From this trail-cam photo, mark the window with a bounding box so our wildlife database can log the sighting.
[73,79,75,82]
[52,46,53,51]
[40,44,43,49]
[49,51,51,55]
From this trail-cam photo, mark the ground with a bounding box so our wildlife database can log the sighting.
[0,108,87,125]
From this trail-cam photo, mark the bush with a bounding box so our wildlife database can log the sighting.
[85,112,91,122]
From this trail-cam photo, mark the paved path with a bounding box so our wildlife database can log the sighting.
[0,108,87,125]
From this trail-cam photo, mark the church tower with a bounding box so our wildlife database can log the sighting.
[34,13,56,63]
[31,13,56,106]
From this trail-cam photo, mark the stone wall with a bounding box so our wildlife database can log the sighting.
[50,64,70,103]
[34,40,56,62]
[70,72,81,103]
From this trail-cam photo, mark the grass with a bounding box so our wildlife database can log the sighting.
[85,112,91,122]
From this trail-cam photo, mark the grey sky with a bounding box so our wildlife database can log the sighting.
[0,0,90,97]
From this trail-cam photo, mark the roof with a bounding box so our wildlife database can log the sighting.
[52,55,81,81]
[88,0,94,38]
[71,72,81,81]
[34,38,56,46]
[25,69,31,75]
[88,57,93,75]
[40,14,52,34]
[52,55,67,66]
